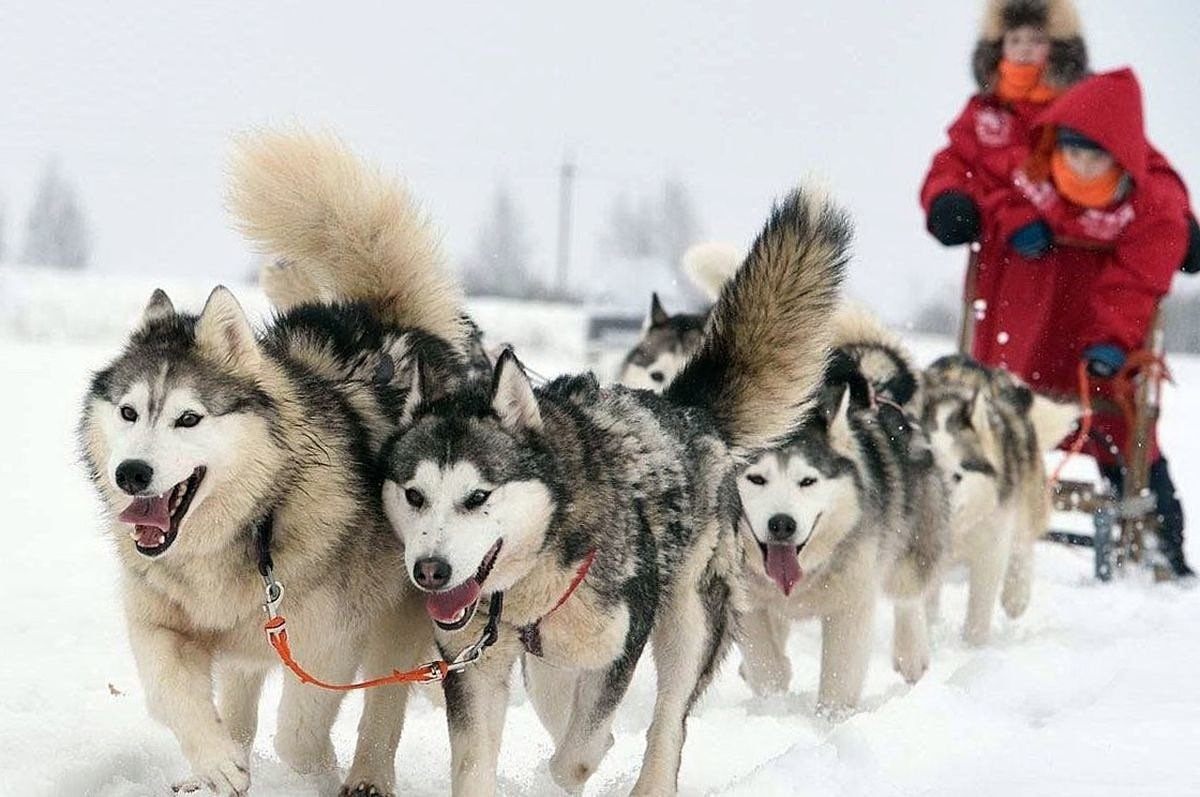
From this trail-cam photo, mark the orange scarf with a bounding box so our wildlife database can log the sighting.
[996,60,1059,104]
[1050,149,1125,209]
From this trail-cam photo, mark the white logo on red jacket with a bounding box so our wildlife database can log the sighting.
[1013,169,1058,211]
[1079,205,1136,241]
[1013,170,1137,242]
[975,108,1013,147]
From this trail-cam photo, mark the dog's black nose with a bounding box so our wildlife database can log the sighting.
[413,557,452,590]
[650,370,665,383]
[767,513,797,542]
[115,460,155,495]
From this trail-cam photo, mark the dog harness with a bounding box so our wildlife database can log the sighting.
[253,515,502,688]
[517,548,598,657]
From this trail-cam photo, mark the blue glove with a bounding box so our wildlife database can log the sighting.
[1083,344,1126,378]
[1010,220,1054,259]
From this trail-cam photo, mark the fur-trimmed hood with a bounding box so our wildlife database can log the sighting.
[972,0,1088,93]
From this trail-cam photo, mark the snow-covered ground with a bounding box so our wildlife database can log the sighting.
[1,297,1198,796]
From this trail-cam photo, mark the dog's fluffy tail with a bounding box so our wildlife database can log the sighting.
[682,242,742,302]
[228,128,466,347]
[831,302,921,407]
[666,188,850,456]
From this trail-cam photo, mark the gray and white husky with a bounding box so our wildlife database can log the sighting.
[736,307,949,711]
[79,130,471,796]
[618,242,741,391]
[920,355,1078,645]
[380,191,849,794]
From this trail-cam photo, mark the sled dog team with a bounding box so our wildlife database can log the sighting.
[81,131,1077,796]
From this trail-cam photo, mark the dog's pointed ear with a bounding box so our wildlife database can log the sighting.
[196,286,260,372]
[828,386,854,454]
[647,292,670,329]
[491,348,542,433]
[969,389,997,451]
[398,356,428,427]
[139,289,176,328]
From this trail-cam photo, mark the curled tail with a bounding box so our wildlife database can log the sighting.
[666,188,850,455]
[228,128,466,347]
[682,242,742,302]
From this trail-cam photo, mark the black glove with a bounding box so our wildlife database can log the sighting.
[1180,214,1200,275]
[927,191,981,246]
[1009,219,1054,259]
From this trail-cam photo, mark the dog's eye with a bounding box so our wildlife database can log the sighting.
[746,474,766,486]
[405,488,425,509]
[174,411,203,429]
[464,489,491,510]
[798,476,817,488]
[119,405,138,423]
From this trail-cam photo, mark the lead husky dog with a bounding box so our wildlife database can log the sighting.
[381,190,849,794]
[79,130,470,796]
[920,355,1078,644]
[618,242,741,390]
[736,307,949,710]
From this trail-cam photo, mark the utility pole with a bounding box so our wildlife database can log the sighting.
[555,153,576,297]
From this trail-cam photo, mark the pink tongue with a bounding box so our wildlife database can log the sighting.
[118,495,171,532]
[764,543,803,596]
[425,579,481,623]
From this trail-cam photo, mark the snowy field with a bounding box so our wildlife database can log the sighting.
[2,292,1199,797]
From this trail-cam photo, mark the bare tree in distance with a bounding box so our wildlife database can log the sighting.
[658,178,699,270]
[462,183,540,299]
[23,159,91,270]
[601,192,657,260]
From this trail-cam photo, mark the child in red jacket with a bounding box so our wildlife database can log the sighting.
[921,0,1088,246]
[981,68,1193,577]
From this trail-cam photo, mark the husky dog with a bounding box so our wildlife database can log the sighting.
[381,191,849,794]
[920,355,1078,645]
[79,131,471,796]
[736,307,949,710]
[618,241,741,390]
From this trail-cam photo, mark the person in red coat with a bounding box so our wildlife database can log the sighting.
[978,68,1194,577]
[921,0,1088,246]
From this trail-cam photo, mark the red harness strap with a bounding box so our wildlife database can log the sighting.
[518,548,597,656]
[265,616,448,688]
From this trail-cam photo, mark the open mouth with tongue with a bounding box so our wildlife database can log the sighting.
[758,513,819,596]
[424,539,503,632]
[117,467,206,557]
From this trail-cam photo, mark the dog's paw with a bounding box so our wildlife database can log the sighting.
[548,733,613,794]
[892,649,930,684]
[339,781,394,797]
[1001,579,1031,619]
[963,621,991,647]
[738,659,791,697]
[177,738,250,796]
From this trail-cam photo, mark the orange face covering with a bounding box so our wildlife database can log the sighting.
[1051,149,1125,209]
[996,59,1058,103]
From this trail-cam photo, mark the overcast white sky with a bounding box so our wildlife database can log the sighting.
[2,1,1197,319]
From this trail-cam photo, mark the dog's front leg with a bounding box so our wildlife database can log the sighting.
[127,619,249,796]
[816,594,875,714]
[442,632,520,797]
[736,606,792,696]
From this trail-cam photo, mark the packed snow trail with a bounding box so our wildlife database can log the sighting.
[1,335,1197,797]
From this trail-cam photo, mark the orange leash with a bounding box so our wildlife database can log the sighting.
[1048,361,1094,487]
[1048,353,1171,488]
[260,578,503,690]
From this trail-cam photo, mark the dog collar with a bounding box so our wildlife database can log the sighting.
[517,548,597,657]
